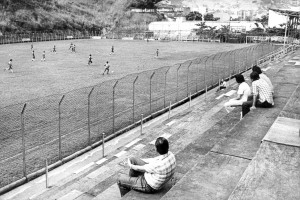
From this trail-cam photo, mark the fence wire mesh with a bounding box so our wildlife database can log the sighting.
[0,43,292,189]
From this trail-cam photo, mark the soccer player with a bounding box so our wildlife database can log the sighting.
[110,45,114,55]
[53,45,56,54]
[4,59,13,73]
[156,49,159,57]
[88,54,93,65]
[103,61,110,75]
[69,43,73,50]
[72,44,76,53]
[32,50,35,61]
[31,43,33,50]
[41,51,46,61]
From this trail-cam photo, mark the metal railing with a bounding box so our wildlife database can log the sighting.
[0,43,295,192]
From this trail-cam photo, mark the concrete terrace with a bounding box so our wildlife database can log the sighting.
[0,48,299,200]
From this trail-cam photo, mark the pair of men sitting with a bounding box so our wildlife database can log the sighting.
[224,65,274,117]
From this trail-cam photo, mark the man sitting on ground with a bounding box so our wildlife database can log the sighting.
[224,74,251,113]
[117,137,176,197]
[216,79,227,92]
[242,71,274,117]
[252,65,274,94]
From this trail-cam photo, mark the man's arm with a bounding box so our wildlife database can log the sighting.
[127,158,147,173]
[251,82,257,110]
[141,158,155,163]
[250,94,257,110]
[233,93,242,100]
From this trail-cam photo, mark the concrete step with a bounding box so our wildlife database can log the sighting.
[161,152,251,200]
[228,141,300,200]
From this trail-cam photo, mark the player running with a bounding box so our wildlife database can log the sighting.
[88,54,93,65]
[110,45,114,55]
[53,45,56,54]
[102,61,110,75]
[69,43,73,50]
[41,51,46,61]
[4,59,13,73]
[72,44,76,53]
[31,43,33,50]
[32,50,35,61]
[156,49,159,57]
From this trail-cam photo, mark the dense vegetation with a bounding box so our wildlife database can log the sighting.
[0,0,163,34]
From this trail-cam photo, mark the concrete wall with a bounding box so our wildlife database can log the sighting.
[149,20,264,34]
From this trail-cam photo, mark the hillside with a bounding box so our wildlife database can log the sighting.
[0,0,298,34]
[0,0,163,34]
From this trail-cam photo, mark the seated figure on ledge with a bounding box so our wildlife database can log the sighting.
[117,137,176,197]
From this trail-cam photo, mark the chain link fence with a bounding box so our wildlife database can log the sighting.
[0,31,101,44]
[0,43,295,191]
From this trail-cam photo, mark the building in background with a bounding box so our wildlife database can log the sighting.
[149,18,264,37]
[268,9,288,28]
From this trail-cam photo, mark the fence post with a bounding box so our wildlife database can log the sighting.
[217,53,223,83]
[211,54,218,86]
[45,158,49,188]
[21,103,27,178]
[205,85,208,101]
[233,50,236,76]
[196,59,200,92]
[150,72,155,113]
[176,64,182,102]
[164,67,170,108]
[141,114,144,135]
[189,92,191,108]
[229,51,234,79]
[168,102,171,119]
[133,76,139,123]
[187,61,192,97]
[58,95,65,161]
[113,81,119,134]
[88,87,94,146]
[102,133,105,157]
[204,57,209,89]
[245,48,248,71]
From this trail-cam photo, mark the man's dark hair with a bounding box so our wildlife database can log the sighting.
[155,137,169,155]
[250,71,260,81]
[235,74,245,83]
[252,65,262,74]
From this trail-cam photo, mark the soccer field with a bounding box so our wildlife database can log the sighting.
[0,39,251,108]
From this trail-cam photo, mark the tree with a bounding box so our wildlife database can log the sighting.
[266,27,285,36]
[208,26,217,38]
[219,25,230,34]
[186,11,202,21]
[129,0,163,9]
[204,13,219,21]
[196,22,208,35]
